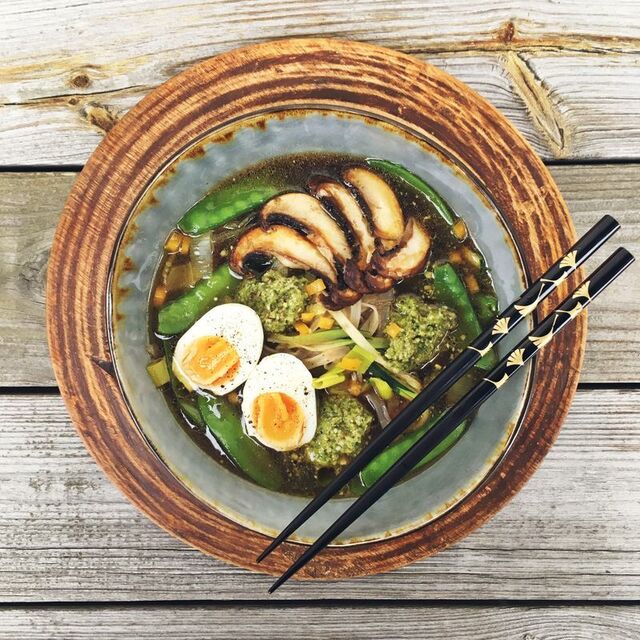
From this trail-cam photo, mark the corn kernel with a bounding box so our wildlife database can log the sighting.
[340,356,363,371]
[300,312,316,323]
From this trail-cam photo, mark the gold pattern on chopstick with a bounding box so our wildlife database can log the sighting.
[558,301,583,320]
[572,281,591,301]
[470,342,494,357]
[484,373,510,389]
[529,316,557,349]
[514,284,546,317]
[559,250,577,270]
[492,317,510,335]
[507,348,525,367]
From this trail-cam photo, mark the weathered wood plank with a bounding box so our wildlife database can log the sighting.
[2,1,640,163]
[0,166,637,386]
[1,388,637,601]
[1,604,639,639]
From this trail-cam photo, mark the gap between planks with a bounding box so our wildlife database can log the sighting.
[0,164,638,386]
[0,388,638,601]
[0,604,640,640]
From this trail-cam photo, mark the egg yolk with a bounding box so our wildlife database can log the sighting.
[182,335,240,387]
[251,392,305,449]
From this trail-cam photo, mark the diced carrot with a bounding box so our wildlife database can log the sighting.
[385,322,402,338]
[347,378,363,396]
[305,278,326,295]
[449,249,463,265]
[152,284,167,308]
[464,273,480,294]
[317,315,335,330]
[294,321,311,335]
[178,235,191,256]
[164,230,184,253]
[340,356,363,371]
[300,312,316,323]
[452,219,468,241]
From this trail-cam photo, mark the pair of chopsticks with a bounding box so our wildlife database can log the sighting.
[261,215,633,592]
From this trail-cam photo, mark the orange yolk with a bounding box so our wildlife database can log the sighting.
[182,335,240,387]
[251,392,305,449]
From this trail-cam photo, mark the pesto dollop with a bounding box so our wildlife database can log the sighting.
[305,394,373,469]
[235,269,308,333]
[383,294,457,372]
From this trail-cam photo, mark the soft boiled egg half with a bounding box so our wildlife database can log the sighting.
[242,353,317,452]
[172,303,263,396]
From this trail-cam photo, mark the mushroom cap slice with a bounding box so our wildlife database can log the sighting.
[372,218,431,279]
[260,192,352,264]
[342,167,405,251]
[309,180,376,271]
[229,225,337,285]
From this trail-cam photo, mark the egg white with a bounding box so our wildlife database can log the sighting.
[172,303,263,396]
[242,353,317,451]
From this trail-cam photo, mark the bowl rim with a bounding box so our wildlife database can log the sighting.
[46,37,585,579]
[108,105,535,546]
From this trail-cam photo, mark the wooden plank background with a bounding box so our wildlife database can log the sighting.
[1,0,639,637]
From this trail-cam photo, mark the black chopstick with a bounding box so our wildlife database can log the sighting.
[257,215,619,563]
[269,247,634,592]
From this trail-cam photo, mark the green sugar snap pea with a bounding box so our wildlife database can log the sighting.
[433,262,497,370]
[157,264,239,335]
[366,158,455,226]
[198,394,283,491]
[360,415,469,488]
[178,183,282,235]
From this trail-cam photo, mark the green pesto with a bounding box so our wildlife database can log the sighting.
[383,294,457,372]
[304,394,374,469]
[235,269,309,333]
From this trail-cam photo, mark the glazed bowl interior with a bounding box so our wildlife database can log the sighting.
[111,109,531,545]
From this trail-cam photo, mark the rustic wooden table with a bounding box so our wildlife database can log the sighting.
[1,2,639,637]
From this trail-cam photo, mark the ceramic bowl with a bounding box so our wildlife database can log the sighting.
[48,39,584,578]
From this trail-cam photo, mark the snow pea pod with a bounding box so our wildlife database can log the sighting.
[157,264,239,335]
[178,183,282,235]
[198,393,283,491]
[473,292,499,326]
[360,415,469,488]
[433,262,497,370]
[366,158,455,225]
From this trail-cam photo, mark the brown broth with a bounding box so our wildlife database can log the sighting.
[149,152,497,497]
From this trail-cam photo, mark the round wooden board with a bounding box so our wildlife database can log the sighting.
[47,38,585,579]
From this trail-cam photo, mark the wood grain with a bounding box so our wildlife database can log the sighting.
[1,165,636,387]
[1,604,639,639]
[2,389,637,601]
[46,38,585,578]
[2,1,640,164]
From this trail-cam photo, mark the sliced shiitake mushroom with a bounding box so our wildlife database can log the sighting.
[230,224,360,308]
[260,193,352,265]
[372,218,431,279]
[342,167,405,251]
[229,225,338,285]
[310,179,376,293]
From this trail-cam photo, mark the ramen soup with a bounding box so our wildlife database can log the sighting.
[147,153,499,497]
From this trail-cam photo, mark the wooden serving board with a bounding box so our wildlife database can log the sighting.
[46,38,585,578]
